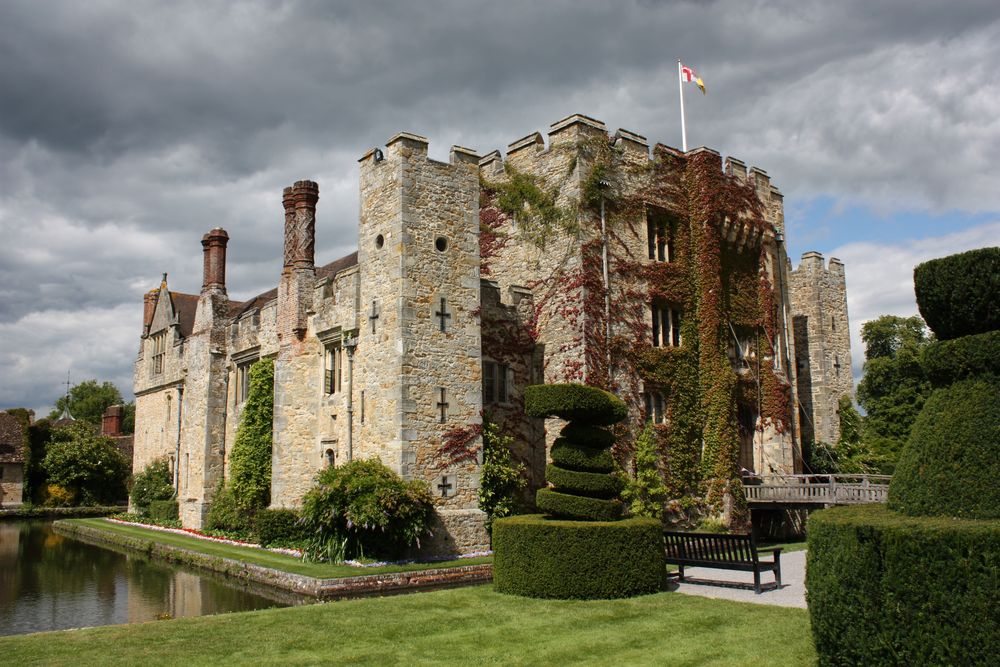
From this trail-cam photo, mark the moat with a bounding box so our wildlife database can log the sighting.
[0,521,296,637]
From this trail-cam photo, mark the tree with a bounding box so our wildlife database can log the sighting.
[856,315,933,472]
[477,417,526,532]
[48,380,123,425]
[622,421,669,520]
[42,422,129,505]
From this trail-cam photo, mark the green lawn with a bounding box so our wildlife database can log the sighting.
[62,518,491,578]
[0,585,815,666]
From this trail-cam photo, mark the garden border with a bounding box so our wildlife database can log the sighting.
[53,519,492,600]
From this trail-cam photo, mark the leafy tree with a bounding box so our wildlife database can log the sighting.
[856,315,933,472]
[48,380,123,425]
[42,422,128,505]
[622,421,669,520]
[122,402,135,435]
[477,417,526,532]
[807,396,877,474]
[228,358,274,512]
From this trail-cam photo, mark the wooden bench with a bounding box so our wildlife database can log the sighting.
[663,531,782,594]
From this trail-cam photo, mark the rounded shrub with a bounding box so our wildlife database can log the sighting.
[807,505,1000,665]
[130,458,175,514]
[300,458,434,561]
[888,379,1000,519]
[557,423,616,449]
[493,514,665,599]
[921,330,1000,387]
[524,384,628,425]
[913,246,1000,340]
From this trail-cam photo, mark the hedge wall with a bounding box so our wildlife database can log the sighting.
[921,330,1000,387]
[913,246,1000,340]
[524,384,628,425]
[888,379,1000,520]
[807,505,1000,666]
[147,499,179,522]
[492,514,665,599]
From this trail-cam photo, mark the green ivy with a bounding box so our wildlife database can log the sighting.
[228,358,274,512]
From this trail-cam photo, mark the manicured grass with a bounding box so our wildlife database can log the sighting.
[759,538,808,553]
[0,585,815,666]
[63,518,490,578]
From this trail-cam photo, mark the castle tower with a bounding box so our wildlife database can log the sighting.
[177,228,231,527]
[355,133,487,551]
[789,251,853,446]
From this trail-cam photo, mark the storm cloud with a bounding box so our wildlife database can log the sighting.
[1,0,998,412]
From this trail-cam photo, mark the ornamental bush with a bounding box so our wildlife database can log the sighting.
[524,384,628,425]
[300,458,434,561]
[913,246,1000,340]
[622,421,669,520]
[130,458,174,514]
[888,379,1000,519]
[254,508,310,548]
[921,330,1000,387]
[492,514,665,599]
[807,505,1000,665]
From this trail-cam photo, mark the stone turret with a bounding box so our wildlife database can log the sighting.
[789,251,853,446]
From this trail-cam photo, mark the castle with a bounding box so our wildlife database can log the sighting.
[133,114,851,552]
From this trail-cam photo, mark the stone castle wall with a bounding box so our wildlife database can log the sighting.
[789,252,853,446]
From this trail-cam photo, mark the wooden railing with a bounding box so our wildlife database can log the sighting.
[742,474,892,506]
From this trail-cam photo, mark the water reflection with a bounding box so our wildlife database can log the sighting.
[0,521,295,636]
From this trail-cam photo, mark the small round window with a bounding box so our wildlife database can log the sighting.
[435,236,448,252]
[375,234,384,249]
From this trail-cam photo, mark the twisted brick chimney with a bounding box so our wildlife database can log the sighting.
[201,227,230,294]
[283,180,319,270]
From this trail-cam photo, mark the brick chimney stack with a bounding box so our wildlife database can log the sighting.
[142,288,159,335]
[201,227,230,293]
[282,180,319,270]
[102,404,125,437]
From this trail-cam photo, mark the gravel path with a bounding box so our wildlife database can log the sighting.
[667,549,807,608]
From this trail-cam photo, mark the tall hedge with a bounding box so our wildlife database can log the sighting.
[228,358,274,512]
[888,379,1000,520]
[913,246,1000,340]
[808,505,999,666]
[921,330,1000,387]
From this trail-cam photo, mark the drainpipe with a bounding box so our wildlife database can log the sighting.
[174,386,183,493]
[344,336,358,462]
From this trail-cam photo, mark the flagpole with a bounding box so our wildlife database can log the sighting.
[678,60,687,152]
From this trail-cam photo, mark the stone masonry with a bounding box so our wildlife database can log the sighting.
[789,252,853,446]
[133,114,849,550]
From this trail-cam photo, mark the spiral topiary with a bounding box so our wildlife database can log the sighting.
[494,383,664,599]
[524,384,626,520]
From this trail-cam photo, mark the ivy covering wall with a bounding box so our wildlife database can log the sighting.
[480,134,793,527]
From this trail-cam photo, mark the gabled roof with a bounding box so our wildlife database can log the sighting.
[0,412,24,464]
[168,292,200,338]
[234,251,359,319]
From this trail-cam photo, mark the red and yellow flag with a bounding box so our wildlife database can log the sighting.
[680,63,706,94]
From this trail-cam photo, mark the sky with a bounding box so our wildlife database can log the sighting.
[1,0,998,415]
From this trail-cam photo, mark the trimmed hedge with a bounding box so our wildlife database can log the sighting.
[913,246,1000,340]
[254,508,310,548]
[524,384,628,425]
[888,378,1000,519]
[147,499,179,522]
[493,514,665,599]
[558,423,615,449]
[545,464,623,498]
[550,439,615,473]
[807,505,1000,665]
[536,488,622,521]
[921,330,1000,387]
